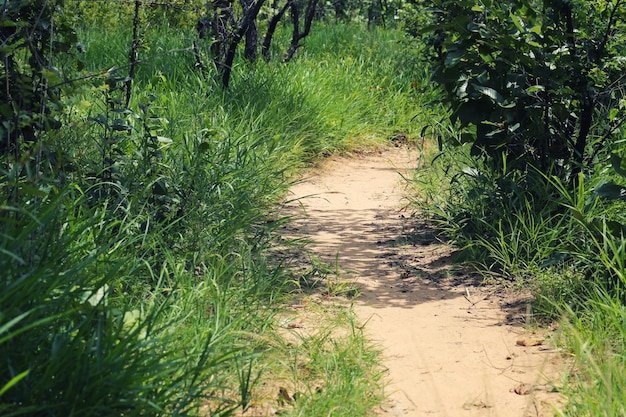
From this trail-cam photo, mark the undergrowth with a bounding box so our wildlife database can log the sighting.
[1,14,425,416]
[411,121,626,416]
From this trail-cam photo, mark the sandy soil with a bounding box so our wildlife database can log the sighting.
[281,146,565,417]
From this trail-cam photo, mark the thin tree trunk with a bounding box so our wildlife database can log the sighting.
[284,1,300,61]
[262,0,291,61]
[126,0,141,107]
[284,0,319,62]
[222,0,266,88]
[240,0,259,61]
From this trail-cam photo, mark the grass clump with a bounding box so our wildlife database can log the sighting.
[256,302,384,417]
[554,292,626,417]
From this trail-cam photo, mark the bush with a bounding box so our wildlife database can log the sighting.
[423,0,626,180]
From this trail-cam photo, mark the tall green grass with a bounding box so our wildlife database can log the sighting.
[555,290,626,417]
[2,16,421,416]
[410,141,568,276]
[547,177,626,416]
[75,20,430,157]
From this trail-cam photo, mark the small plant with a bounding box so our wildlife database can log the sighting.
[553,285,626,417]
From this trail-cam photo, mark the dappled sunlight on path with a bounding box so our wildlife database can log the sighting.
[282,146,564,417]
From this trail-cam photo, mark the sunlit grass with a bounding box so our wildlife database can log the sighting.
[3,18,422,416]
[553,287,626,417]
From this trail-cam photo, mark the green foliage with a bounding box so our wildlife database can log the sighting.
[405,2,626,414]
[552,283,626,417]
[545,171,626,299]
[0,0,75,164]
[414,139,570,275]
[411,0,626,279]
[67,0,202,29]
[423,0,626,179]
[0,190,215,416]
[2,9,417,415]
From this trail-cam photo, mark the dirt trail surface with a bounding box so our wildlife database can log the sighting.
[282,146,564,417]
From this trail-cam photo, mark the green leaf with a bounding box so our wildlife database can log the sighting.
[89,114,109,127]
[153,180,168,195]
[473,84,516,108]
[467,22,480,33]
[42,68,62,85]
[509,11,526,34]
[0,370,30,396]
[461,166,481,177]
[508,123,520,132]
[156,136,173,144]
[610,153,626,178]
[0,311,60,345]
[445,48,466,67]
[526,85,545,94]
[476,70,489,85]
[529,24,542,35]
[473,84,503,103]
[0,311,32,339]
[595,182,626,201]
[0,19,25,28]
[111,119,131,131]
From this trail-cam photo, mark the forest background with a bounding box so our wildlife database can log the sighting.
[1,0,625,416]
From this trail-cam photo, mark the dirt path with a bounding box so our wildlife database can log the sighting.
[282,146,564,417]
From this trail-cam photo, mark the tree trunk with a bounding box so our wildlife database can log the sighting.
[222,0,267,88]
[240,0,259,61]
[204,0,234,67]
[126,0,141,107]
[284,0,319,62]
[262,0,292,61]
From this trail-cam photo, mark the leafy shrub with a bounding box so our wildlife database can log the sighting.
[423,0,626,180]
[412,1,626,277]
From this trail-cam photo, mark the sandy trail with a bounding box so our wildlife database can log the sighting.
[282,146,563,417]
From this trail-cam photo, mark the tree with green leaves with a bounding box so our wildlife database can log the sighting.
[424,0,626,182]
